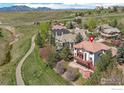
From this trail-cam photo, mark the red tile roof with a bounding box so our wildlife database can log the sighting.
[74,41,110,53]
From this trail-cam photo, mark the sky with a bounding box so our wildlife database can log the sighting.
[0,0,124,9]
[0,0,124,4]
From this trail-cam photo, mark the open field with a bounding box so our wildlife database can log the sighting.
[0,28,11,65]
[0,24,37,84]
[22,45,70,85]
[0,11,75,25]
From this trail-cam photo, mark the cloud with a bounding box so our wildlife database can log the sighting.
[1,0,124,4]
[0,3,124,9]
[14,3,96,9]
[14,3,124,9]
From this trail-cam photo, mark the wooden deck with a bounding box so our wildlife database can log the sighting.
[74,56,95,70]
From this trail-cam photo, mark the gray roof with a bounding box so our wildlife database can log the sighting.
[57,33,76,43]
[74,28,87,34]
[99,24,120,34]
[102,28,120,34]
[100,24,112,29]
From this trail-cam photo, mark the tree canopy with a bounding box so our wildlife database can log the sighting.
[36,32,44,48]
[109,19,118,27]
[117,43,124,64]
[60,46,72,61]
[96,50,112,72]
[39,22,50,44]
[87,18,97,31]
[46,51,61,68]
[76,33,83,43]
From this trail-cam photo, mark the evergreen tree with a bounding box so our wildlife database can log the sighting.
[39,22,50,44]
[36,32,43,48]
[96,50,112,72]
[66,21,74,29]
[60,46,72,61]
[117,43,124,64]
[0,28,3,37]
[0,31,2,37]
[76,33,83,43]
[49,33,55,46]
[46,51,61,68]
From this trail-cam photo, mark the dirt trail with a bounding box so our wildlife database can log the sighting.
[16,34,36,85]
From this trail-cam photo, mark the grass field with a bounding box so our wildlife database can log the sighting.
[0,11,73,85]
[0,11,75,25]
[22,45,70,85]
[0,28,11,65]
[0,24,37,84]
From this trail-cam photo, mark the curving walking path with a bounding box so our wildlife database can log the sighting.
[16,34,36,85]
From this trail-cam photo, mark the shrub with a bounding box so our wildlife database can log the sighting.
[66,21,75,29]
[65,67,79,81]
[109,19,118,27]
[85,70,101,85]
[60,46,73,61]
[46,51,61,68]
[56,61,66,75]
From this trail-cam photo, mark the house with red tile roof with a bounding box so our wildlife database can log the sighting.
[73,40,111,70]
[52,23,70,37]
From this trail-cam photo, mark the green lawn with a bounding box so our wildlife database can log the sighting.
[22,45,70,85]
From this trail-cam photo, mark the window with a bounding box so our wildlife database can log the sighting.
[90,52,93,55]
[74,53,77,56]
[89,57,92,61]
[85,53,87,60]
[57,32,62,36]
[98,52,102,57]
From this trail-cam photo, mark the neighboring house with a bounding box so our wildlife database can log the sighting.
[96,24,121,38]
[74,27,88,40]
[73,40,110,70]
[52,23,70,37]
[56,33,77,50]
[52,23,76,50]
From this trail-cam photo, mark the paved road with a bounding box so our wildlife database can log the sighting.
[16,34,36,85]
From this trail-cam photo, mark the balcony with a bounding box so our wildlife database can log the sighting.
[74,56,95,70]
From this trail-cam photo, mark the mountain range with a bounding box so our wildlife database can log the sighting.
[0,5,52,12]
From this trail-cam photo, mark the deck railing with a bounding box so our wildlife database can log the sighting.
[74,56,95,70]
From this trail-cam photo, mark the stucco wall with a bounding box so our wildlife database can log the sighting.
[74,48,103,66]
[93,51,102,66]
